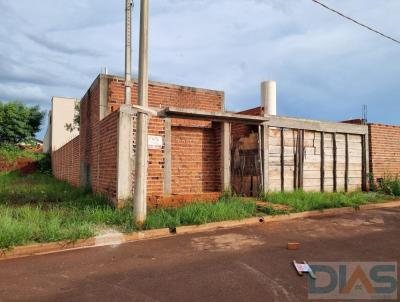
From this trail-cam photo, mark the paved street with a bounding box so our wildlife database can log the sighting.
[1,207,399,302]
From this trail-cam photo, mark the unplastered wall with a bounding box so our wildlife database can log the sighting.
[171,124,221,195]
[146,117,166,197]
[52,74,226,204]
[106,76,224,112]
[106,75,225,199]
[52,136,80,187]
[268,129,362,192]
[79,77,101,188]
[90,111,119,198]
[77,76,119,199]
[369,123,400,180]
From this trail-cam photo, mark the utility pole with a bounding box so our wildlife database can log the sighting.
[125,0,133,105]
[134,0,149,224]
[125,0,132,105]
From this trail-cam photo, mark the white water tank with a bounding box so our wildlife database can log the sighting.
[261,81,277,116]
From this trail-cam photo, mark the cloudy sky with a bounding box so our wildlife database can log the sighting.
[1,0,399,139]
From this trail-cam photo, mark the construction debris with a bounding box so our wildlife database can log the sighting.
[293,260,316,279]
[287,242,301,250]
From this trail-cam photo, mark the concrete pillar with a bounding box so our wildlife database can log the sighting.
[99,74,109,121]
[260,81,274,194]
[261,123,269,194]
[261,81,277,116]
[116,105,134,205]
[163,118,172,196]
[221,122,231,192]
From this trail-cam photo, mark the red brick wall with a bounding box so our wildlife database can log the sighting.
[79,77,101,188]
[52,135,80,187]
[171,125,221,194]
[369,123,400,180]
[107,76,224,112]
[91,111,119,197]
[147,117,166,197]
[107,76,225,198]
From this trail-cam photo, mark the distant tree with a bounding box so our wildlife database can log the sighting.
[0,101,45,144]
[65,101,80,133]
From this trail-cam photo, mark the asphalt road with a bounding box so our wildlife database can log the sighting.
[1,207,399,302]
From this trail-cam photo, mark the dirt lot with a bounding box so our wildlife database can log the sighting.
[0,207,399,302]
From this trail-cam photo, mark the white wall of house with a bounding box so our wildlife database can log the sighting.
[43,97,79,153]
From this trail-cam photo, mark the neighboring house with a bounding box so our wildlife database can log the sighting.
[43,97,80,153]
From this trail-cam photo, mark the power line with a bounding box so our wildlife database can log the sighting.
[310,0,400,45]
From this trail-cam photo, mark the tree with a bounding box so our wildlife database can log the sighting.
[0,101,45,144]
[65,101,80,133]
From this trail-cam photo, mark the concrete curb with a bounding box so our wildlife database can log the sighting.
[1,200,399,261]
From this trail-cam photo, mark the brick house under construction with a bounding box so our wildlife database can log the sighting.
[52,74,385,208]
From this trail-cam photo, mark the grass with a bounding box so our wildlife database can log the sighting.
[262,190,395,212]
[0,170,397,250]
[0,172,138,249]
[144,196,257,230]
[0,172,257,250]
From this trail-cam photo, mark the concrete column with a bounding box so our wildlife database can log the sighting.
[362,134,370,191]
[116,105,134,205]
[221,122,231,192]
[99,74,109,120]
[365,133,370,191]
[261,122,269,194]
[261,81,277,116]
[163,118,172,196]
[134,0,150,224]
[260,81,274,194]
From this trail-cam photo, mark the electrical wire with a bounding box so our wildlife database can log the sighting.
[310,0,400,45]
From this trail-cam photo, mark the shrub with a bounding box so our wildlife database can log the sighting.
[36,154,52,174]
[380,176,400,196]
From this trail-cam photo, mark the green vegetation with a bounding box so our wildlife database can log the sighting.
[380,176,400,197]
[0,143,46,164]
[0,170,397,250]
[263,190,394,212]
[0,172,257,250]
[144,196,257,230]
[0,101,44,143]
[0,172,136,249]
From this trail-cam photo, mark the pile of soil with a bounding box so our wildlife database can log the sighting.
[0,158,38,174]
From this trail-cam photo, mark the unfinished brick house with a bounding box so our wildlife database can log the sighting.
[53,74,372,207]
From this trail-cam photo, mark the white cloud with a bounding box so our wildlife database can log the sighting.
[0,0,399,140]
